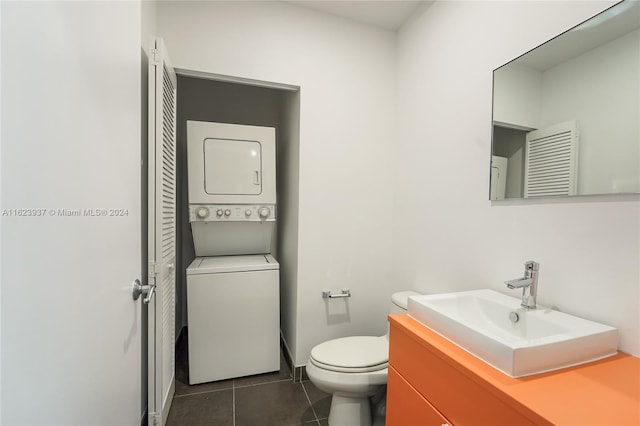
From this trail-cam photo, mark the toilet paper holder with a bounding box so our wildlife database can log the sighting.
[322,289,351,299]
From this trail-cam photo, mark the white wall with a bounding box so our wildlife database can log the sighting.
[493,64,542,129]
[157,1,396,365]
[396,1,639,356]
[142,0,158,55]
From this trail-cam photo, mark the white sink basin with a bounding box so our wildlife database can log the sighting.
[408,289,618,378]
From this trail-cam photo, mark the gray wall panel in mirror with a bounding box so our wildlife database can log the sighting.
[491,0,640,200]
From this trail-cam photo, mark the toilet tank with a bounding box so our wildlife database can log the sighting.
[390,291,420,314]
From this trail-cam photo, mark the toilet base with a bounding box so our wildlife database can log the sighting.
[328,394,372,426]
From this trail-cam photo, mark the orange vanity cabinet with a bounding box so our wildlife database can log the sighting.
[386,314,640,426]
[387,366,451,426]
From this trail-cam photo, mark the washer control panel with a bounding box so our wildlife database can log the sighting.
[189,204,276,222]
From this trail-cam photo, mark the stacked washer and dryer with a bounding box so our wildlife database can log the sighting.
[186,121,280,385]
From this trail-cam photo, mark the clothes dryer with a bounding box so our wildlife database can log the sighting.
[187,120,276,205]
[186,120,277,256]
[186,254,280,384]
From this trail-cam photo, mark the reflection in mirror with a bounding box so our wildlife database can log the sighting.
[491,0,640,200]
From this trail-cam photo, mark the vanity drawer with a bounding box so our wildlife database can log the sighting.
[389,321,542,426]
[387,366,451,426]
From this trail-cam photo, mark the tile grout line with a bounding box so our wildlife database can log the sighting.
[173,387,233,398]
[175,376,292,399]
[232,379,236,426]
[300,381,322,426]
[234,377,292,389]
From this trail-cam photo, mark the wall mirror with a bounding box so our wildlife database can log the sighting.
[491,0,639,200]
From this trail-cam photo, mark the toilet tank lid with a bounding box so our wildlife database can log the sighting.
[392,291,420,310]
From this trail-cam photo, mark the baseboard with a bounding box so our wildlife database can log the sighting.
[280,334,307,382]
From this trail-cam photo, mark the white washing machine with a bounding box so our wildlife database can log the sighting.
[186,121,280,384]
[186,254,280,384]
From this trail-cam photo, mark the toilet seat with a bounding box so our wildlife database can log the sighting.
[309,336,388,373]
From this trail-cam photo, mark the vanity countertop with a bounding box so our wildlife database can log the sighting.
[389,314,640,425]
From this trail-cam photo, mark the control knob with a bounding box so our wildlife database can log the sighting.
[196,207,209,219]
[245,209,252,217]
[216,209,224,217]
[258,207,270,219]
[224,209,231,217]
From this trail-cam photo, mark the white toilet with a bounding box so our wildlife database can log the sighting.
[306,291,419,426]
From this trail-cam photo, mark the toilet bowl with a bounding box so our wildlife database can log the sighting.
[306,291,419,426]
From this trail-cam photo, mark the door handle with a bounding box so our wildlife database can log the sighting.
[132,279,156,304]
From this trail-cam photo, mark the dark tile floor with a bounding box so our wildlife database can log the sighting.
[167,331,331,426]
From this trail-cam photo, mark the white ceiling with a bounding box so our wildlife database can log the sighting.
[285,1,430,31]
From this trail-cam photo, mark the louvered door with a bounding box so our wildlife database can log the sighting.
[525,121,578,198]
[147,37,176,426]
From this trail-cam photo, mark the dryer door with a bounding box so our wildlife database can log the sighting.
[187,121,276,205]
[204,138,261,195]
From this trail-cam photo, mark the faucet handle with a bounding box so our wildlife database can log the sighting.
[524,261,539,271]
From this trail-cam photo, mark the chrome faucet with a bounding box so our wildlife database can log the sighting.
[505,261,540,309]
